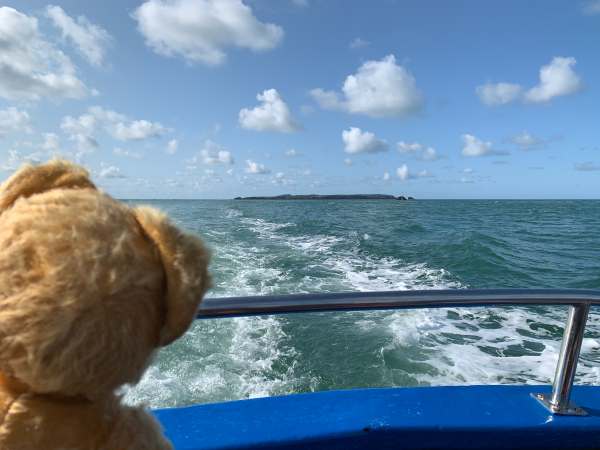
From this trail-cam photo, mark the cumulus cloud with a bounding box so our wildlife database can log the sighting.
[0,6,89,100]
[0,107,30,137]
[395,164,433,181]
[61,106,168,150]
[311,55,422,118]
[342,127,388,154]
[349,37,369,49]
[99,163,125,178]
[200,140,234,165]
[112,119,167,141]
[132,0,283,66]
[396,164,409,181]
[46,5,112,66]
[344,158,353,166]
[285,148,300,157]
[0,148,47,171]
[60,112,98,151]
[524,57,582,103]
[2,148,48,171]
[383,171,390,181]
[477,57,582,106]
[476,83,522,106]
[239,89,300,132]
[575,161,600,171]
[461,134,505,157]
[397,141,439,161]
[397,141,422,153]
[272,171,294,186]
[166,139,178,154]
[511,131,545,150]
[245,159,270,174]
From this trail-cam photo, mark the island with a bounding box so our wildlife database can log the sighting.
[233,194,414,200]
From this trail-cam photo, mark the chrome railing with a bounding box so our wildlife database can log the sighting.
[197,289,600,416]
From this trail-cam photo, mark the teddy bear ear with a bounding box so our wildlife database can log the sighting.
[133,206,212,346]
[0,160,96,213]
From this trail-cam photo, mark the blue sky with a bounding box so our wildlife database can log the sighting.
[0,0,599,199]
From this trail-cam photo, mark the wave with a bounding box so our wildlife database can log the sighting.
[125,201,600,408]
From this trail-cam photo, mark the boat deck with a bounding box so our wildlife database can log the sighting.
[155,385,600,449]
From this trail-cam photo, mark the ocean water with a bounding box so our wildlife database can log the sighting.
[124,200,600,408]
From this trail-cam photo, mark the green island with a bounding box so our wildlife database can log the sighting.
[233,194,414,200]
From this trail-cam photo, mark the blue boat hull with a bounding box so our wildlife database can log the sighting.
[154,385,600,449]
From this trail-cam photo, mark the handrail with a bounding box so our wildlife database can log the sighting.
[198,289,600,318]
[197,289,600,416]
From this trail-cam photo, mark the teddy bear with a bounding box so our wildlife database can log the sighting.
[0,160,211,449]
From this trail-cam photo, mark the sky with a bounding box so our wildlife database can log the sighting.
[0,0,599,199]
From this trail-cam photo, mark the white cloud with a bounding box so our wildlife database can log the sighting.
[45,5,111,66]
[245,159,270,174]
[0,7,89,100]
[113,147,142,159]
[99,163,125,179]
[463,168,474,174]
[112,119,167,141]
[394,165,431,181]
[239,89,300,132]
[582,0,600,15]
[133,0,283,66]
[285,148,300,157]
[461,134,503,157]
[476,57,582,106]
[342,127,388,154]
[383,171,390,181]
[61,107,169,149]
[397,141,439,160]
[396,164,409,181]
[575,161,600,171]
[476,82,522,106]
[524,57,582,103]
[397,141,422,153]
[511,131,545,150]
[420,147,439,161]
[199,140,234,165]
[166,139,178,154]
[41,132,60,151]
[60,112,98,151]
[344,158,353,166]
[0,148,44,171]
[272,171,293,186]
[311,55,422,118]
[0,107,30,137]
[349,37,369,49]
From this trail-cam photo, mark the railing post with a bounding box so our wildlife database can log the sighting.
[533,303,590,415]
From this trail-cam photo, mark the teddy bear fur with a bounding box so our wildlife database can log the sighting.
[0,160,211,449]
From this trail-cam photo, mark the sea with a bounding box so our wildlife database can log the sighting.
[123,199,600,408]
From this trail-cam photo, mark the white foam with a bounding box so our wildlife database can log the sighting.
[127,210,600,410]
[377,306,600,386]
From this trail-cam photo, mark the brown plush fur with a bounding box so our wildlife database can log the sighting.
[0,160,211,449]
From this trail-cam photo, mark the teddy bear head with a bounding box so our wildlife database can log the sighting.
[0,160,211,400]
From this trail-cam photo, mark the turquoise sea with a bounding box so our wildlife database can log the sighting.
[124,200,600,408]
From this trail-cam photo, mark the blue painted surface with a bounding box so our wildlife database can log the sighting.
[154,385,600,449]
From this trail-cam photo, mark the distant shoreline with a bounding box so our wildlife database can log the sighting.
[233,194,414,200]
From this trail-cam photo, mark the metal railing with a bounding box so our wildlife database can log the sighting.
[197,288,600,415]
